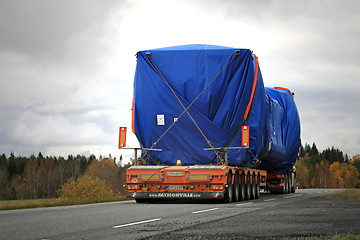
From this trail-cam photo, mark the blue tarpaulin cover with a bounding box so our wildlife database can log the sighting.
[132,44,300,174]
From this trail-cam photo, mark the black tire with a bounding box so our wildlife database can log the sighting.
[287,174,291,194]
[255,174,260,199]
[288,173,292,193]
[239,173,246,201]
[250,173,256,200]
[245,172,251,200]
[225,173,233,203]
[281,175,286,194]
[233,173,240,202]
[284,174,288,194]
[291,174,296,193]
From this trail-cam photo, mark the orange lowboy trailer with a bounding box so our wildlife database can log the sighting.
[126,164,296,203]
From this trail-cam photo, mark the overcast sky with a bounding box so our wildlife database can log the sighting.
[0,0,359,163]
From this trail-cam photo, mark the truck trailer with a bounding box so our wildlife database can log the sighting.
[124,44,300,203]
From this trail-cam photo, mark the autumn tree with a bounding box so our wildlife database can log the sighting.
[85,157,123,195]
[295,158,311,188]
[312,161,330,188]
[58,175,115,202]
[0,169,9,200]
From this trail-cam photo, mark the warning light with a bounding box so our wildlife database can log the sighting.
[242,125,249,147]
[176,160,182,166]
[119,127,127,148]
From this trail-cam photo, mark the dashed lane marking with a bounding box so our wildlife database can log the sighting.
[192,208,219,214]
[284,194,303,199]
[113,218,161,229]
[236,202,254,206]
[264,198,275,202]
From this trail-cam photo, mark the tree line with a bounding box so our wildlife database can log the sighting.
[0,144,359,201]
[0,153,130,200]
[296,143,360,188]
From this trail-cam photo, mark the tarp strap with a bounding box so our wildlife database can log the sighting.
[142,51,240,163]
[242,54,259,123]
[274,86,294,98]
[131,94,135,135]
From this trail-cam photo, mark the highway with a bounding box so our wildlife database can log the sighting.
[1,189,359,240]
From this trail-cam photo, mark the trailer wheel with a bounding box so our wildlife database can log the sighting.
[291,173,296,193]
[239,173,246,201]
[225,174,233,203]
[245,172,251,200]
[255,174,260,199]
[250,173,256,200]
[287,174,292,194]
[281,175,286,194]
[233,173,240,202]
[284,174,288,194]
[287,173,291,194]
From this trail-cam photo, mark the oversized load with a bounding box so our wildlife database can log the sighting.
[131,44,300,174]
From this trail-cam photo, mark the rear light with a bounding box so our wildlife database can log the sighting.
[139,174,162,181]
[188,174,210,182]
[127,185,139,190]
[212,185,224,190]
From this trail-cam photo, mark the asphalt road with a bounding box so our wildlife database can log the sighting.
[1,189,359,240]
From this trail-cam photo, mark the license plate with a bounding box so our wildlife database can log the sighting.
[168,185,184,190]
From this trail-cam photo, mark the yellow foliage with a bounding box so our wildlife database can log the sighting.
[57,175,115,202]
[84,158,125,195]
[295,160,311,188]
[296,156,360,189]
[328,162,342,188]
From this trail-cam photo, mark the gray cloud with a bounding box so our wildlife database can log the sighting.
[0,0,123,61]
[0,0,126,157]
[0,0,359,160]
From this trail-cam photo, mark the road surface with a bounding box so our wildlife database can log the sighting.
[0,189,359,239]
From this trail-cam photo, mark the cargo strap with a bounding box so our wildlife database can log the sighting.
[141,51,240,163]
[242,54,259,123]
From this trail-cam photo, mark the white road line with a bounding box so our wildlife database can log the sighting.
[237,202,253,206]
[264,198,275,202]
[192,208,219,214]
[284,194,303,199]
[113,218,161,229]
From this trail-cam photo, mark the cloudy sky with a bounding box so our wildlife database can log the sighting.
[0,0,359,163]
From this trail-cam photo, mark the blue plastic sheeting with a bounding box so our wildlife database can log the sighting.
[132,44,300,174]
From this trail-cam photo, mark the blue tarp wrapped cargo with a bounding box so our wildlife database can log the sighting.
[131,44,300,174]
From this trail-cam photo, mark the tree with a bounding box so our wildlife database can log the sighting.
[57,175,115,202]
[295,158,311,188]
[312,161,329,188]
[340,163,359,188]
[321,147,345,164]
[85,157,123,194]
[0,169,9,200]
[350,155,360,173]
[310,143,319,157]
[328,162,342,188]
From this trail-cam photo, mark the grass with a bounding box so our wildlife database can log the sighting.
[328,233,360,240]
[0,196,128,211]
[292,233,360,239]
[322,189,360,201]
